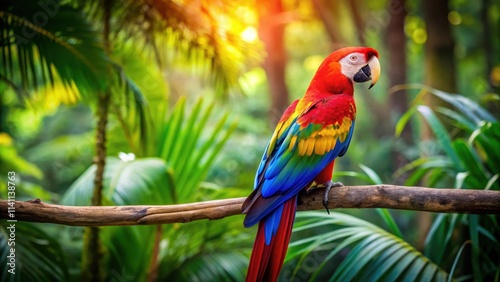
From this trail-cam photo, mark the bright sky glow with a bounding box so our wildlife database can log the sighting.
[241,26,258,42]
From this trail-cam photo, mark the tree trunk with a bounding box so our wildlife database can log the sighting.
[311,0,343,44]
[386,1,410,181]
[347,0,366,46]
[258,0,289,127]
[423,0,456,94]
[82,92,110,282]
[481,0,500,112]
[92,93,110,207]
[481,0,493,88]
[82,0,112,280]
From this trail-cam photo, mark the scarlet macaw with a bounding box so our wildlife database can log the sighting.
[242,47,380,282]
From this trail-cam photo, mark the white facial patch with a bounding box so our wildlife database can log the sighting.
[338,52,368,80]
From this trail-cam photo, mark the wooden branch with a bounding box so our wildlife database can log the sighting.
[1,185,499,227]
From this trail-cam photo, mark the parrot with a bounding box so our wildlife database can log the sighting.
[242,47,380,282]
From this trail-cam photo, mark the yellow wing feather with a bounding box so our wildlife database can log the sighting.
[297,117,352,157]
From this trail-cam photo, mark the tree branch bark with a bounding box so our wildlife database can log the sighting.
[2,185,499,226]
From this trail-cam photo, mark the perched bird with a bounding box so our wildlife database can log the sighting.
[242,47,380,282]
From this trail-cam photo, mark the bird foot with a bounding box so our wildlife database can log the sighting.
[307,181,343,214]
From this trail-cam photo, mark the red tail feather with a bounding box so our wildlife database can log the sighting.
[246,196,297,282]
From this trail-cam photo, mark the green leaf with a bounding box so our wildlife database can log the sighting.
[470,122,500,183]
[469,215,482,281]
[405,167,428,186]
[427,168,447,187]
[396,156,452,186]
[159,97,186,160]
[332,171,373,183]
[429,89,497,123]
[355,165,403,238]
[448,241,471,282]
[395,107,417,138]
[485,174,499,190]
[455,172,469,189]
[417,105,461,170]
[359,164,383,184]
[0,144,42,179]
[424,214,460,265]
[376,208,404,239]
[437,107,476,131]
[453,139,488,189]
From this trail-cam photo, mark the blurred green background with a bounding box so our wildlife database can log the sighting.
[1,0,499,281]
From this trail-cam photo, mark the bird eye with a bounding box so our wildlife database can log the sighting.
[349,55,357,61]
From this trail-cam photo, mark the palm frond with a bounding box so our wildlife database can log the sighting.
[1,1,150,146]
[100,224,157,281]
[0,223,69,282]
[335,165,403,238]
[0,0,109,99]
[176,251,247,282]
[109,61,150,150]
[156,96,238,203]
[77,0,261,97]
[287,212,449,282]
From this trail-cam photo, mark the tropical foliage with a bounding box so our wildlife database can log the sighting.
[1,0,254,280]
[1,0,500,281]
[397,88,500,281]
[57,98,248,281]
[288,212,448,282]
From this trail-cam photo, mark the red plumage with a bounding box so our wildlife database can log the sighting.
[297,95,356,127]
[314,160,336,185]
[246,196,297,282]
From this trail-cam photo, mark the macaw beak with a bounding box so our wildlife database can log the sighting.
[353,56,380,89]
[368,56,380,89]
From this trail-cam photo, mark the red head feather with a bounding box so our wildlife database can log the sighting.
[306,47,379,96]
